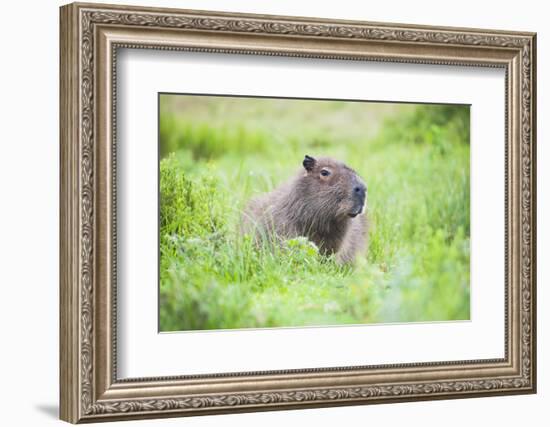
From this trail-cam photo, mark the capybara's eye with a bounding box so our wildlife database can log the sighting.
[320,169,331,177]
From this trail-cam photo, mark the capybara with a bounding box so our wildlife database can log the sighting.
[242,155,368,264]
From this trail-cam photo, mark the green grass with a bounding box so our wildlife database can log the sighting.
[159,97,470,331]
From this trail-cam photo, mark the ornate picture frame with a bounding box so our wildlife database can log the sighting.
[60,2,536,423]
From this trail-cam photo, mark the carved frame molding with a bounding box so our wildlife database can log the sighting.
[60,2,536,423]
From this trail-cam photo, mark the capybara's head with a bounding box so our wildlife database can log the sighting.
[297,155,367,220]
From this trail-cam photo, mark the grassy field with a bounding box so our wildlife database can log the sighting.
[159,95,470,331]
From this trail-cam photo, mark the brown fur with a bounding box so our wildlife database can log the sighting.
[242,155,368,264]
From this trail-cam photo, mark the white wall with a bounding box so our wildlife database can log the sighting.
[0,1,545,426]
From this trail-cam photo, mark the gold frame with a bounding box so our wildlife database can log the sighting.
[60,2,537,423]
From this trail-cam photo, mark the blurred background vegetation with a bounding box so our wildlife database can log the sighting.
[159,95,470,331]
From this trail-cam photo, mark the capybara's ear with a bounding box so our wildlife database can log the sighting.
[303,155,316,172]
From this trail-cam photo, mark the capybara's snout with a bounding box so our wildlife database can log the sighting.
[353,183,366,200]
[349,182,366,217]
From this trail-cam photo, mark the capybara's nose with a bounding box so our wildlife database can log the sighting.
[353,184,366,199]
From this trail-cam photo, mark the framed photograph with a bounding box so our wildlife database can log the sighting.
[60,2,537,423]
